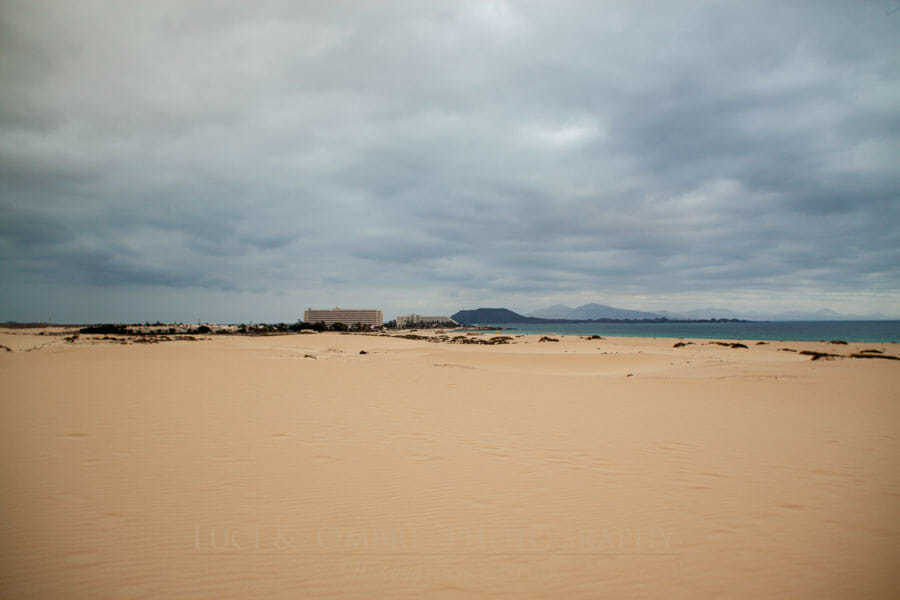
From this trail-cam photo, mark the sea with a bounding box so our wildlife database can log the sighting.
[474,321,900,343]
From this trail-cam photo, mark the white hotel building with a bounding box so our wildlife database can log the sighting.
[303,308,383,328]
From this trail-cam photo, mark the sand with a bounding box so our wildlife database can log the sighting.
[1,328,898,598]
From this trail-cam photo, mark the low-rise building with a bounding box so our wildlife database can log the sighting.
[304,307,383,328]
[395,314,457,328]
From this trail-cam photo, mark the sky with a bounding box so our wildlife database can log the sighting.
[1,0,899,322]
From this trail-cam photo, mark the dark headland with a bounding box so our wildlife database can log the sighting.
[451,307,747,326]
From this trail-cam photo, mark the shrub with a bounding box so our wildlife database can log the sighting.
[79,324,131,335]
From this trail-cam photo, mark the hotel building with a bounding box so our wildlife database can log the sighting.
[303,308,383,328]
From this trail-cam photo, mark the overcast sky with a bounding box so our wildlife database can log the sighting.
[1,1,898,322]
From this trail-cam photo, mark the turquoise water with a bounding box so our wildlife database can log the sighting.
[474,321,900,343]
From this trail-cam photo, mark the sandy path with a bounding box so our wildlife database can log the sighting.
[1,330,898,598]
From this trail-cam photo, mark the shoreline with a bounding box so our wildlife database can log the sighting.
[454,321,900,344]
[2,323,899,345]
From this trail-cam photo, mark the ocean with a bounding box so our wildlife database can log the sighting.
[474,321,900,343]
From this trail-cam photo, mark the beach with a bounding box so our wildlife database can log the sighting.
[1,328,898,598]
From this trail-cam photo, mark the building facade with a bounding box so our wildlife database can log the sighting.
[304,307,383,328]
[395,314,456,328]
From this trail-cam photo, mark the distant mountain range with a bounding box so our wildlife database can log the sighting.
[450,303,895,325]
[529,303,896,322]
[450,307,742,325]
[529,303,663,320]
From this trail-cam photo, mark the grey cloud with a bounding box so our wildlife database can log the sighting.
[1,1,898,321]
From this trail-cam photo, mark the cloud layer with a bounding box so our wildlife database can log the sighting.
[2,1,898,321]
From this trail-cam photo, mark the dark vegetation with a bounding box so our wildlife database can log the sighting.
[392,334,514,345]
[79,324,130,335]
[235,321,334,334]
[799,350,841,360]
[75,320,359,338]
[776,347,900,361]
[76,319,379,342]
[850,353,900,361]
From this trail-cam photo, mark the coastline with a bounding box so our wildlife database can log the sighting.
[456,320,900,343]
[2,328,898,598]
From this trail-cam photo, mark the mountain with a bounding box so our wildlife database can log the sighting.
[528,304,576,319]
[452,304,895,325]
[452,306,679,325]
[529,303,663,320]
[451,308,549,325]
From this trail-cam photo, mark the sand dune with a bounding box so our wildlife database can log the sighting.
[1,329,898,598]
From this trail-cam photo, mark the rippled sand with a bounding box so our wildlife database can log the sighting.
[2,329,898,598]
